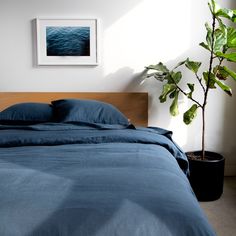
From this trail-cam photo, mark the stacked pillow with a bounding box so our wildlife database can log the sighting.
[0,102,53,125]
[0,99,130,126]
[52,99,130,125]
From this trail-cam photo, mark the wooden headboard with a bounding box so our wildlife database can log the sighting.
[0,92,148,126]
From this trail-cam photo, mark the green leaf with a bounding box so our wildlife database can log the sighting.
[169,90,176,99]
[223,66,236,81]
[213,66,236,80]
[216,52,236,62]
[153,73,167,81]
[145,63,169,73]
[203,72,216,88]
[209,0,236,22]
[227,27,236,48]
[213,66,229,80]
[145,63,170,81]
[203,16,227,53]
[170,91,179,116]
[159,84,176,103]
[211,74,232,96]
[169,71,182,84]
[183,104,198,125]
[173,59,187,69]
[145,71,167,82]
[208,0,219,15]
[233,10,236,23]
[187,83,195,98]
[199,42,210,51]
[213,28,227,53]
[205,23,213,50]
[185,59,202,73]
[216,8,236,22]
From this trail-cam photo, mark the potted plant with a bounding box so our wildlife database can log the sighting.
[144,0,236,201]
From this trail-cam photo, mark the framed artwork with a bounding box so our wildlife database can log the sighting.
[36,18,98,65]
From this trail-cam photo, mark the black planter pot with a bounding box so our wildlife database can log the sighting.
[186,151,225,201]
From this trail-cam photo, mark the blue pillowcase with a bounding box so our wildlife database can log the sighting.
[0,99,130,126]
[0,102,53,125]
[52,99,130,125]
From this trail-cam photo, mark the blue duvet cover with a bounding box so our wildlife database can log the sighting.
[0,123,215,236]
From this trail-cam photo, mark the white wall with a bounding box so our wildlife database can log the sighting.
[0,0,236,175]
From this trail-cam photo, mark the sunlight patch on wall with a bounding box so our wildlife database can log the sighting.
[103,0,192,76]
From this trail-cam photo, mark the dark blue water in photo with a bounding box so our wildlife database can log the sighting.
[46,27,90,56]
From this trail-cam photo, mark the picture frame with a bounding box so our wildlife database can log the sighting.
[36,18,98,65]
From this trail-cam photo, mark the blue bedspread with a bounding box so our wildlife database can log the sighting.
[0,124,215,236]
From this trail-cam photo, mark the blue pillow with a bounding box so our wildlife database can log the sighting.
[0,102,53,125]
[52,99,130,125]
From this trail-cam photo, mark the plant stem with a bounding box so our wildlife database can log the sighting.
[195,73,206,93]
[201,107,205,160]
[202,14,216,159]
[170,77,203,108]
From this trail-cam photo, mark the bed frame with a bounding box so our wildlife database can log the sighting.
[0,92,148,126]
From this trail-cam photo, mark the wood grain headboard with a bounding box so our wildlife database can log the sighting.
[0,92,148,126]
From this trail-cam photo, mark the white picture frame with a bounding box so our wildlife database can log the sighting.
[36,18,98,65]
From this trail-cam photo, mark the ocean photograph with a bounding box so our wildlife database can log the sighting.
[46,27,90,56]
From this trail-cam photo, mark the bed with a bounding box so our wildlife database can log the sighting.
[0,92,215,236]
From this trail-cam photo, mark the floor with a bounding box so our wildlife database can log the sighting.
[200,177,236,236]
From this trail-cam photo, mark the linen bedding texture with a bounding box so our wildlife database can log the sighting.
[0,99,216,236]
[0,102,53,125]
[0,99,130,126]
[52,99,130,125]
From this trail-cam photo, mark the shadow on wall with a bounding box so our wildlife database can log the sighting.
[125,0,206,131]
[104,66,171,128]
[127,70,173,129]
[122,69,166,127]
[221,0,236,176]
[120,0,236,154]
[221,80,236,176]
[217,1,236,176]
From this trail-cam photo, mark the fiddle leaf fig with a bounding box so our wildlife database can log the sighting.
[212,76,233,95]
[145,63,170,81]
[216,52,236,62]
[169,90,176,99]
[209,0,236,22]
[143,0,236,159]
[227,27,236,48]
[173,59,187,69]
[203,72,216,88]
[214,66,229,80]
[208,0,217,14]
[185,59,202,73]
[223,66,236,81]
[205,23,213,50]
[153,73,167,81]
[169,71,182,84]
[183,104,198,125]
[187,83,195,98]
[170,91,179,116]
[159,84,176,103]
[213,28,227,52]
[145,63,169,73]
[215,8,236,22]
[199,42,210,51]
[204,21,227,53]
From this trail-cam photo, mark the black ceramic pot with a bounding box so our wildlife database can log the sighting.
[186,151,225,201]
